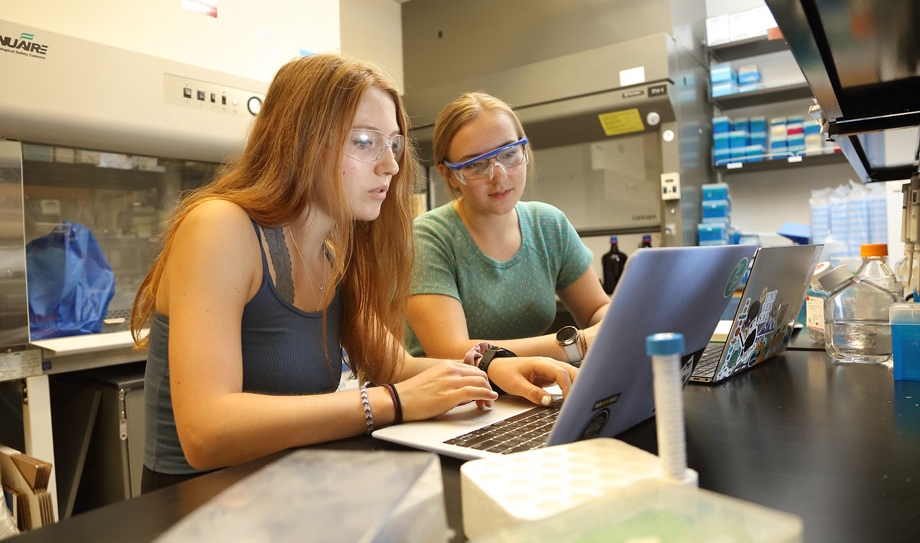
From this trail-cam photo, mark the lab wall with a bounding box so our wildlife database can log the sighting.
[2,0,343,83]
[4,0,405,91]
[4,0,899,254]
[340,0,405,95]
[0,0,403,89]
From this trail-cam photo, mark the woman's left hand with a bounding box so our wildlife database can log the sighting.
[488,356,577,406]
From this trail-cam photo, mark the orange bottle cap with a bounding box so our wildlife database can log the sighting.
[860,243,888,257]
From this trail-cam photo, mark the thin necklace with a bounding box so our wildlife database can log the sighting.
[286,226,327,308]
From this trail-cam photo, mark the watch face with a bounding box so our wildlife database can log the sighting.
[557,326,578,345]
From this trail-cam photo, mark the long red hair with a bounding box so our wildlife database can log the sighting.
[130,53,416,384]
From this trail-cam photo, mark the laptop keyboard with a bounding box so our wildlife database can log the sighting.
[443,405,561,454]
[692,342,724,379]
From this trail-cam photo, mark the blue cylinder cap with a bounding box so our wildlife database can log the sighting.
[646,333,685,356]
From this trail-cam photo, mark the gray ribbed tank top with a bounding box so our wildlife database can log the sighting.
[143,219,343,475]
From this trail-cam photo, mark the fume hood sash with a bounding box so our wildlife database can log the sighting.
[764,0,920,182]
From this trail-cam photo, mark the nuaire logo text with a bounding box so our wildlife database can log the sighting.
[0,31,49,58]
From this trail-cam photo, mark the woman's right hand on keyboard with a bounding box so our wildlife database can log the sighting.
[488,357,577,407]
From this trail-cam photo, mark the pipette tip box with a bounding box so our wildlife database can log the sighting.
[463,438,802,543]
[461,438,698,540]
[469,476,803,543]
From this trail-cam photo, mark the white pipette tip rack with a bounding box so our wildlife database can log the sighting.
[459,332,698,540]
[460,437,698,540]
[461,332,803,542]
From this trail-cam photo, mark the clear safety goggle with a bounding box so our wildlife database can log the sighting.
[443,138,528,184]
[345,129,405,163]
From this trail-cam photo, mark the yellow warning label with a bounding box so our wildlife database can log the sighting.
[597,108,646,136]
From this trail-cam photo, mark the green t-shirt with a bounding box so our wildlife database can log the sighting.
[405,200,593,356]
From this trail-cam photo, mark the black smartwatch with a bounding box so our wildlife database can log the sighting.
[556,325,583,367]
[477,346,517,395]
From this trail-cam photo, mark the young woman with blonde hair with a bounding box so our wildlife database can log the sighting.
[406,92,610,365]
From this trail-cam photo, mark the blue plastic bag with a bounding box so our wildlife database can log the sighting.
[26,221,116,340]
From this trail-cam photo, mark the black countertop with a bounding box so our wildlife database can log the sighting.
[10,349,920,543]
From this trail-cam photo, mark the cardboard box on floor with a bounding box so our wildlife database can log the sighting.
[0,445,54,532]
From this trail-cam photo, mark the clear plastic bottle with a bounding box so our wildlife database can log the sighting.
[601,236,628,295]
[856,243,901,297]
[820,244,901,364]
[805,261,833,342]
[639,235,653,248]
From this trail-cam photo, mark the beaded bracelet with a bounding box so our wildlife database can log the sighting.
[359,382,374,434]
[578,330,588,361]
[383,383,403,425]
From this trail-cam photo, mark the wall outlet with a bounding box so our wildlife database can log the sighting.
[661,172,681,201]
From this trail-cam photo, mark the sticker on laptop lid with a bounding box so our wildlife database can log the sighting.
[724,257,749,298]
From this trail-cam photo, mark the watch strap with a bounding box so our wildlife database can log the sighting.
[477,346,516,395]
[562,341,582,367]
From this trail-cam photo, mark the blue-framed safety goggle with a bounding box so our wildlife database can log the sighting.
[442,137,529,171]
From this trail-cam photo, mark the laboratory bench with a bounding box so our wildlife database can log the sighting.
[7,347,920,543]
[0,333,146,522]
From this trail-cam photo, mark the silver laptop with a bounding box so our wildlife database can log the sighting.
[373,244,758,460]
[690,244,823,384]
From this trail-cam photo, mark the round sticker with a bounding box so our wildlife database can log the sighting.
[724,257,749,298]
[577,410,610,440]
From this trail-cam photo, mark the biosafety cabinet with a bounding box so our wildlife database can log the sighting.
[0,18,266,351]
[0,18,266,519]
[402,0,713,248]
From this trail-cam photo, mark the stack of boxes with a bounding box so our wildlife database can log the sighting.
[786,117,806,156]
[710,63,764,98]
[737,64,763,89]
[810,182,888,263]
[698,182,733,246]
[770,116,840,159]
[769,117,788,157]
[804,119,824,154]
[713,115,767,166]
[713,117,729,165]
[715,115,837,166]
[710,64,738,98]
[769,116,806,157]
